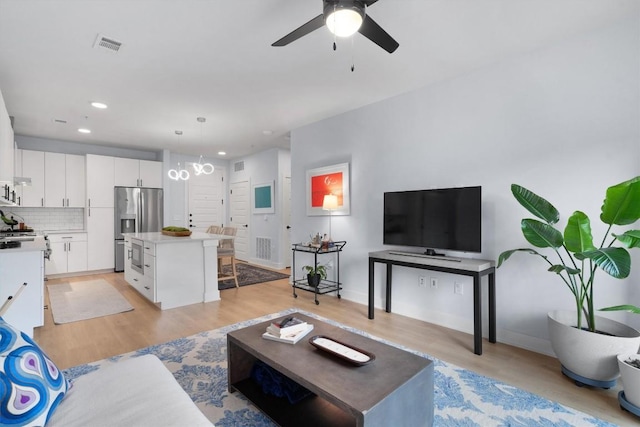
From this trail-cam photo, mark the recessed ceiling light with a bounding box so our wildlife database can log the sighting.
[78,128,91,134]
[262,130,273,135]
[218,151,226,156]
[91,101,108,109]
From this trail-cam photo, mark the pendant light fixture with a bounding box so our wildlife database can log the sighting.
[168,161,190,181]
[193,117,214,176]
[168,130,190,181]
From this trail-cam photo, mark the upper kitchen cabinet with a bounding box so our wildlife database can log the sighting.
[114,158,162,188]
[44,152,85,208]
[86,154,114,207]
[0,89,15,204]
[139,160,162,188]
[21,150,45,207]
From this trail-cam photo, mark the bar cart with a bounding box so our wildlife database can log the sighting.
[291,241,346,305]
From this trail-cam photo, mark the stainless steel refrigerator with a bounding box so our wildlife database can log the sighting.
[114,186,164,272]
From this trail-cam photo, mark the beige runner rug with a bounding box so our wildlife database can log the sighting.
[47,279,134,324]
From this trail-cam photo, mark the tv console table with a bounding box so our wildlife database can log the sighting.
[368,250,496,355]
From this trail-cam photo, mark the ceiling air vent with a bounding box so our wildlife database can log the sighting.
[93,34,123,53]
[234,161,245,172]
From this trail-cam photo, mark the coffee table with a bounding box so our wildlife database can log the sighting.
[227,313,434,427]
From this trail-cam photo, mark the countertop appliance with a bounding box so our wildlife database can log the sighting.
[114,186,163,272]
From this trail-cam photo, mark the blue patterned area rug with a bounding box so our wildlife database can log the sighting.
[64,309,614,426]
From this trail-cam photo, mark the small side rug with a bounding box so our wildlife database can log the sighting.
[47,279,134,324]
[219,263,289,290]
[64,309,615,427]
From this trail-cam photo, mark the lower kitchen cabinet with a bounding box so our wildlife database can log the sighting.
[0,248,44,337]
[46,233,88,275]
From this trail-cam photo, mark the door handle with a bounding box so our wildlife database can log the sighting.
[286,225,291,229]
[243,224,248,228]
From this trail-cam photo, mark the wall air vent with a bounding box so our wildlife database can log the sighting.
[93,34,123,53]
[256,237,271,260]
[234,161,245,172]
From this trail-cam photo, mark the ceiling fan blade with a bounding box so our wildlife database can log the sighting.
[358,14,399,53]
[272,14,325,47]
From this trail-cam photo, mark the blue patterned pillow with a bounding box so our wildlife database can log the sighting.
[0,317,69,426]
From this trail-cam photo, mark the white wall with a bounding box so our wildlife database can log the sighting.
[230,147,291,268]
[291,17,640,355]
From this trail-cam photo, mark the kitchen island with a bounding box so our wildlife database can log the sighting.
[121,231,226,310]
[0,236,46,337]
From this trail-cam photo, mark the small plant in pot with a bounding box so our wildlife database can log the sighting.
[302,264,327,288]
[498,176,640,387]
[617,353,640,413]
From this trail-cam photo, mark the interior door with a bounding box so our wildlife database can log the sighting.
[229,181,249,261]
[282,176,292,268]
[187,166,224,232]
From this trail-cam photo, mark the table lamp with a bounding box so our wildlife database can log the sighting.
[322,194,339,242]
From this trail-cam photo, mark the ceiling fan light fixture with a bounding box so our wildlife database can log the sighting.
[325,6,363,38]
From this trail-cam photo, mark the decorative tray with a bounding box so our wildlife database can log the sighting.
[161,230,192,236]
[308,335,375,366]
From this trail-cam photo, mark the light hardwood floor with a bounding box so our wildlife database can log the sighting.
[35,270,635,426]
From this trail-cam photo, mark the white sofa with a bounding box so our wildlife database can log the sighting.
[48,354,213,426]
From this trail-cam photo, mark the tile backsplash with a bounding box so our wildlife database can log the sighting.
[4,207,85,231]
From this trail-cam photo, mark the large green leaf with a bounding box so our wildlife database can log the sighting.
[580,247,631,278]
[564,211,595,254]
[497,248,546,268]
[521,219,564,248]
[511,184,560,224]
[613,230,640,249]
[600,305,640,314]
[600,176,640,226]
[548,264,581,275]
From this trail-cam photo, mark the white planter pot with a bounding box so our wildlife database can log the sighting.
[548,310,640,383]
[618,353,640,407]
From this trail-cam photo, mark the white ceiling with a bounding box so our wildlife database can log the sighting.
[0,0,636,159]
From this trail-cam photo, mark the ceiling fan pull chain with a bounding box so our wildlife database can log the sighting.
[351,35,355,72]
[332,5,337,51]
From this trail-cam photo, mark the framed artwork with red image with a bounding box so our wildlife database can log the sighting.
[306,162,350,216]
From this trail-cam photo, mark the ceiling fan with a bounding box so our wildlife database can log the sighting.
[272,0,399,54]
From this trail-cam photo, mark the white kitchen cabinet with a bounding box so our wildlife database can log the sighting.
[139,160,162,188]
[121,232,220,309]
[11,148,22,204]
[46,233,88,275]
[21,150,45,207]
[0,247,44,338]
[86,154,114,207]
[0,89,14,197]
[87,207,114,270]
[65,154,86,207]
[114,158,162,188]
[114,157,139,187]
[44,152,65,207]
[44,153,85,208]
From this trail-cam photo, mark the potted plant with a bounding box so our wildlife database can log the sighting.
[498,176,640,387]
[618,353,640,412]
[302,264,327,287]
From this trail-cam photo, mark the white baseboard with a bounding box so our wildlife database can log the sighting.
[340,289,556,357]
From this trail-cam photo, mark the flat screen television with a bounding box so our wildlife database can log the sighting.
[383,186,482,254]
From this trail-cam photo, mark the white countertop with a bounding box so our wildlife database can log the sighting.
[42,229,87,235]
[122,231,227,244]
[0,236,47,253]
